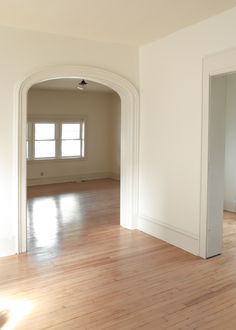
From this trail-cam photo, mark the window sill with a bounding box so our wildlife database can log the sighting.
[27,157,86,164]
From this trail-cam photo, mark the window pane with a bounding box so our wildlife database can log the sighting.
[62,124,80,140]
[61,140,81,157]
[35,141,55,158]
[35,123,55,140]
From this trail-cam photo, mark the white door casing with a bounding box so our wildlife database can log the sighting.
[200,48,236,258]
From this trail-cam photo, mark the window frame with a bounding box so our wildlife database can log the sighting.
[27,116,86,161]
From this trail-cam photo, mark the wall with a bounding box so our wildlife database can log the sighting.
[224,74,236,212]
[27,88,120,185]
[3,8,236,258]
[139,7,236,255]
[110,93,121,179]
[0,25,138,256]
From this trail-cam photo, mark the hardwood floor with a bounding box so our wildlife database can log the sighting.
[1,180,236,329]
[27,179,119,261]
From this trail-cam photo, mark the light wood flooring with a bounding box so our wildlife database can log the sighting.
[1,180,236,329]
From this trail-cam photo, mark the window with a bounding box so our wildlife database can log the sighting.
[27,120,85,160]
[35,123,56,159]
[61,123,83,157]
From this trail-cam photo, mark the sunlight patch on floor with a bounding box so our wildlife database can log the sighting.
[0,299,33,330]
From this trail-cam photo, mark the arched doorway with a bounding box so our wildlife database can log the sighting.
[15,66,139,253]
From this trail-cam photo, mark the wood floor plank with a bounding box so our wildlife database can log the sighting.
[0,179,236,329]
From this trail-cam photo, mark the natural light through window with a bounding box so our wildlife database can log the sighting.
[35,123,56,159]
[27,120,85,160]
[61,123,82,157]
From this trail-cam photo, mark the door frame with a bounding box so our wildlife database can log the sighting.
[15,65,140,253]
[200,48,236,258]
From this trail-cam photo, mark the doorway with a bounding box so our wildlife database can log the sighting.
[16,66,139,253]
[200,47,236,258]
[26,78,122,254]
[207,73,236,258]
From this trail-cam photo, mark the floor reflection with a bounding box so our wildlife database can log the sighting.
[59,194,81,221]
[27,197,58,249]
[27,186,87,257]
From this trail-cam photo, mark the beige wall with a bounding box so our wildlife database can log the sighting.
[27,88,120,185]
[110,93,121,179]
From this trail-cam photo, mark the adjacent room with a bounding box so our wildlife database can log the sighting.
[209,72,236,257]
[224,73,236,254]
[26,79,121,255]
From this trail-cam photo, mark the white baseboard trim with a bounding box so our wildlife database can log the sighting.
[138,215,199,256]
[27,172,119,186]
[224,200,236,213]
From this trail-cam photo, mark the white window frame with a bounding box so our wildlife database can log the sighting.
[27,116,86,161]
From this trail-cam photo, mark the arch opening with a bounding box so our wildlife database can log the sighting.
[16,66,140,253]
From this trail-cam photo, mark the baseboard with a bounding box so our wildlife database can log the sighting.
[27,172,117,186]
[138,215,199,256]
[110,172,120,181]
[224,200,236,212]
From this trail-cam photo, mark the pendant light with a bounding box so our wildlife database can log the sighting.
[77,79,88,90]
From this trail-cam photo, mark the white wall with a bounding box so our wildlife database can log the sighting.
[27,88,120,185]
[224,74,236,212]
[139,7,236,255]
[0,25,137,257]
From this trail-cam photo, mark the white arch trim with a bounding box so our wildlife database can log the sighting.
[15,65,140,253]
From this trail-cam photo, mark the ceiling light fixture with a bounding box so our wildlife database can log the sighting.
[77,79,88,90]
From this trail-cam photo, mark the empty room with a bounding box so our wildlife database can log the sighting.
[3,1,236,329]
[25,79,121,257]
